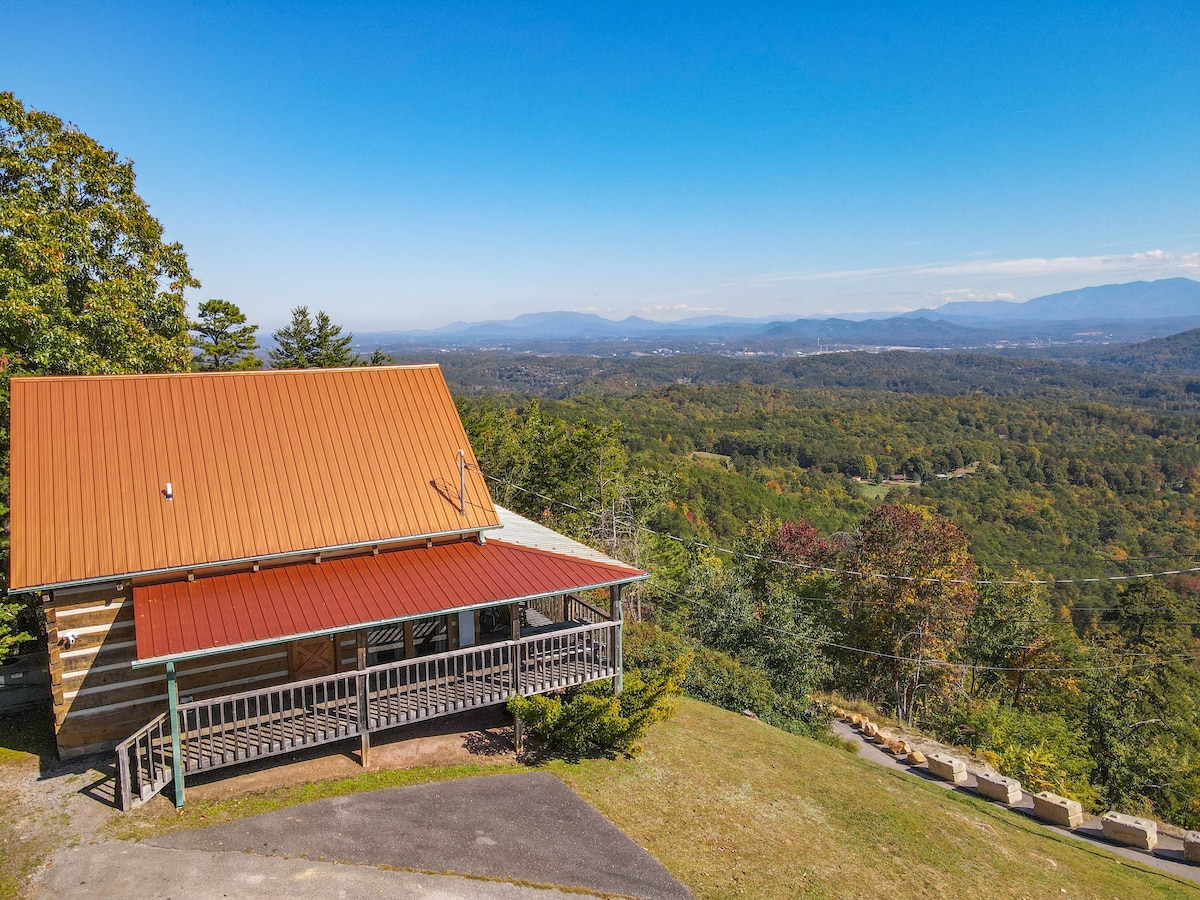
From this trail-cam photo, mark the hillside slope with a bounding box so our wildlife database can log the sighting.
[556,699,1198,899]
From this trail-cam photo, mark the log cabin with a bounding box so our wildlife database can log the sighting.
[8,365,645,808]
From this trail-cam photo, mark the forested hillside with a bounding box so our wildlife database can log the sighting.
[455,349,1200,830]
[403,347,1200,410]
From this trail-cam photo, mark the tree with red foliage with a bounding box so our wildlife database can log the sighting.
[833,504,977,725]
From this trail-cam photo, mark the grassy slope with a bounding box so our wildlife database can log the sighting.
[554,699,1200,900]
[12,699,1196,899]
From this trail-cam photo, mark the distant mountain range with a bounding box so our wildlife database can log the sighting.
[897,277,1200,321]
[360,277,1200,354]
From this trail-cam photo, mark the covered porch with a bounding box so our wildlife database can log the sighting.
[117,585,627,811]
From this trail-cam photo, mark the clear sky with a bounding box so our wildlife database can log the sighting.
[4,2,1199,330]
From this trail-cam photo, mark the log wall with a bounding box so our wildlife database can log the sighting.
[49,582,148,757]
[49,582,294,758]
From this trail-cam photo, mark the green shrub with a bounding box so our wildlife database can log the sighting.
[624,621,825,737]
[623,621,695,672]
[929,700,1096,804]
[508,646,690,760]
[687,648,803,725]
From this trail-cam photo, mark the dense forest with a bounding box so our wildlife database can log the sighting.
[454,349,1200,829]
[398,345,1200,410]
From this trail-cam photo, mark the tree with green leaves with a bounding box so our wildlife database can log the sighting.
[1079,580,1200,826]
[833,504,977,726]
[958,568,1074,707]
[268,305,359,368]
[683,515,833,710]
[0,92,196,375]
[189,298,261,370]
[1,92,196,658]
[367,348,396,366]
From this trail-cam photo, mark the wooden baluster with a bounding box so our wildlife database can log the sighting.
[117,744,131,812]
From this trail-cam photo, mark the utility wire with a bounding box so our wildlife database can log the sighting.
[647,584,1200,674]
[484,471,1200,669]
[484,471,1200,589]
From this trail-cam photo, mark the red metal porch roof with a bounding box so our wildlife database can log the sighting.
[133,539,644,664]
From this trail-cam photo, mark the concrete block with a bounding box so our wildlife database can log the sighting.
[1032,791,1083,828]
[1100,811,1157,851]
[974,771,1022,805]
[1184,831,1200,864]
[927,753,968,784]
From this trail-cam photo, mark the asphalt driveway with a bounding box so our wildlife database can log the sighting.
[148,771,691,899]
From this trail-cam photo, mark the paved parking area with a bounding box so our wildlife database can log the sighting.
[148,772,691,899]
[37,843,584,899]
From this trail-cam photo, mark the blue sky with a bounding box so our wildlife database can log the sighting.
[5,2,1199,330]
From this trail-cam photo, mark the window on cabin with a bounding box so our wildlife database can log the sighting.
[412,616,447,656]
[367,624,406,666]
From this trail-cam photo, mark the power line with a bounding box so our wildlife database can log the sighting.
[484,470,1200,669]
[484,471,1200,589]
[648,584,1200,674]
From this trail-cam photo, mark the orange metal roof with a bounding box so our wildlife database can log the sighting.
[133,538,644,663]
[10,366,500,591]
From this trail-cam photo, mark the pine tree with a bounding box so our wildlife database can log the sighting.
[268,306,359,368]
[189,299,261,370]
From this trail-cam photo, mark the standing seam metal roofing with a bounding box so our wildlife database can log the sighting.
[9,366,500,591]
[133,538,645,663]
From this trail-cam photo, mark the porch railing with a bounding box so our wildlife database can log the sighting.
[564,593,609,625]
[525,593,609,626]
[117,620,620,806]
[520,619,615,694]
[115,712,172,811]
[178,669,361,774]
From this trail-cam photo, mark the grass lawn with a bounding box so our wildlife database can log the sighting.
[857,480,916,500]
[552,699,1200,900]
[48,697,1200,899]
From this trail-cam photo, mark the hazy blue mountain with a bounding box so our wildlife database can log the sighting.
[360,277,1200,352]
[905,278,1200,321]
[741,316,1004,349]
[418,309,788,342]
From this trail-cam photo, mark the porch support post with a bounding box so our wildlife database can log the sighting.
[509,602,524,749]
[610,584,623,695]
[357,630,370,768]
[166,661,185,808]
[510,603,523,696]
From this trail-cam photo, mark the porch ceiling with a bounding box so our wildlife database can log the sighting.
[133,538,644,665]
